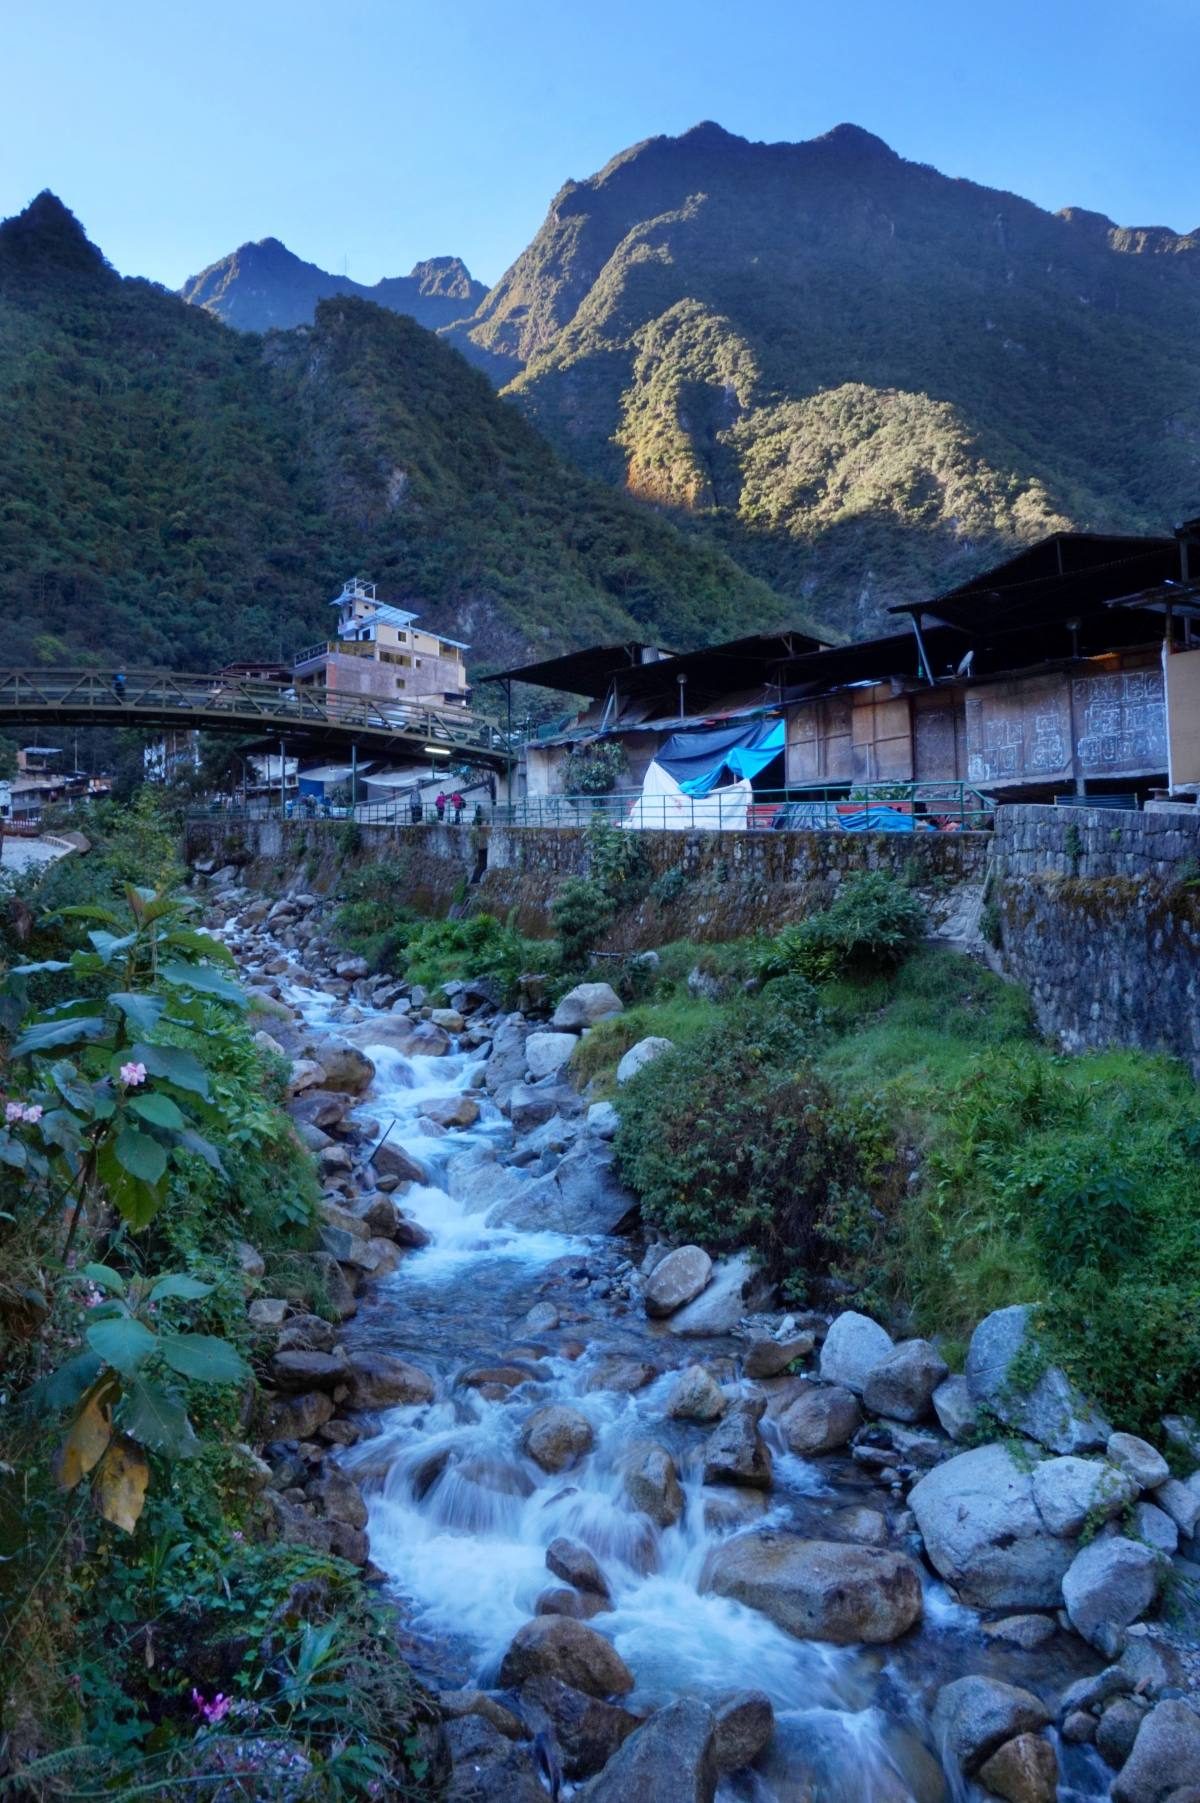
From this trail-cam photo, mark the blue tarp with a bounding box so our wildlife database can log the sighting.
[656,718,785,797]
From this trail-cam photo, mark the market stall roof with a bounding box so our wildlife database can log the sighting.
[479,643,676,698]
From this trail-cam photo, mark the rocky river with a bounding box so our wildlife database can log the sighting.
[202,868,1200,1803]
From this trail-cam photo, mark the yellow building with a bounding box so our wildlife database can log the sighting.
[293,577,469,711]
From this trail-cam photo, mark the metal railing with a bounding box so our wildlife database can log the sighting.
[0,669,514,767]
[493,782,996,833]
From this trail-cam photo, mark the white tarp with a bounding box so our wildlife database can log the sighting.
[622,760,753,831]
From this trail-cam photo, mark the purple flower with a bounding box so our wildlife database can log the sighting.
[191,1689,233,1724]
[119,1061,148,1088]
[4,1101,23,1124]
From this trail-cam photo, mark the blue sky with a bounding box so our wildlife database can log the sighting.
[4,0,1197,290]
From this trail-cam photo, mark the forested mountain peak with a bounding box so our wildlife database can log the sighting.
[0,190,111,278]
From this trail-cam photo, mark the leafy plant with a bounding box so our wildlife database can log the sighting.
[551,877,615,969]
[562,741,629,795]
[754,872,925,983]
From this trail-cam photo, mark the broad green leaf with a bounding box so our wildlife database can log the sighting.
[86,1314,158,1376]
[158,961,247,1008]
[10,959,71,975]
[129,1092,185,1131]
[93,1435,149,1532]
[79,1263,126,1296]
[114,1127,168,1186]
[112,993,166,1035]
[141,894,181,926]
[158,1331,248,1386]
[51,1060,95,1112]
[97,1135,163,1227]
[118,1375,198,1457]
[10,1016,107,1057]
[38,1108,84,1156]
[92,1093,116,1120]
[57,903,121,927]
[129,1042,210,1099]
[161,927,235,967]
[27,1350,103,1412]
[175,1127,224,1173]
[147,1273,213,1303]
[88,929,138,963]
[0,1136,27,1169]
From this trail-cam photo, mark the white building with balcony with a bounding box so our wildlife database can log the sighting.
[293,578,470,710]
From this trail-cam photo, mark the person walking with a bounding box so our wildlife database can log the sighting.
[451,790,464,824]
[435,791,446,821]
[409,791,422,824]
[112,669,126,700]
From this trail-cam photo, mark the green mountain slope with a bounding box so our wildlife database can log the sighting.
[181,236,487,334]
[447,121,1200,634]
[0,192,810,672]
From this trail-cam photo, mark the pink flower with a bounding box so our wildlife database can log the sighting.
[119,1062,147,1088]
[191,1689,233,1725]
[231,1530,244,1543]
[82,1283,105,1309]
[4,1102,23,1124]
[22,1104,42,1124]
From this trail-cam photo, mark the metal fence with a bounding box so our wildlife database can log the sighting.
[492,782,996,833]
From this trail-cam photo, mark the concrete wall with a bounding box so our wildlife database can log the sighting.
[990,804,1200,1075]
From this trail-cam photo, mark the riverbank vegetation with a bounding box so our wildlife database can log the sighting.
[0,806,436,1798]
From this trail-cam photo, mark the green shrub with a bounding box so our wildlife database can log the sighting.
[551,877,615,969]
[755,872,926,983]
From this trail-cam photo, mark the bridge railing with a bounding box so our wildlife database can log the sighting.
[0,670,512,759]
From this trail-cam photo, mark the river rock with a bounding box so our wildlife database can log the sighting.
[743,1334,813,1378]
[523,1032,577,1080]
[577,1698,716,1803]
[643,1245,712,1318]
[701,1488,769,1532]
[264,1390,335,1441]
[484,1016,534,1107]
[1112,1698,1200,1802]
[360,1193,404,1237]
[616,1036,675,1084]
[1097,1698,1152,1768]
[668,1252,772,1336]
[487,1140,636,1237]
[419,1094,477,1130]
[443,1713,544,1803]
[909,1443,1075,1608]
[346,1353,435,1409]
[308,1468,368,1530]
[976,1732,1058,1802]
[1153,1476,1200,1537]
[1030,1455,1138,1537]
[506,1081,575,1134]
[982,1614,1058,1651]
[778,1382,862,1455]
[248,1296,288,1329]
[583,1355,657,1393]
[1132,1501,1179,1554]
[310,1038,375,1095]
[546,1537,611,1600]
[862,1338,948,1423]
[552,983,624,1030]
[535,1586,608,1622]
[235,1240,265,1280]
[517,1676,639,1779]
[711,1690,774,1771]
[310,1252,358,1319]
[1061,1535,1160,1654]
[702,1531,922,1644]
[271,1349,349,1391]
[289,1057,327,1093]
[621,1439,684,1527]
[965,1304,1111,1454]
[666,1365,728,1423]
[497,1617,633,1699]
[521,1405,594,1473]
[932,1374,978,1442]
[370,1139,429,1186]
[932,1676,1051,1774]
[702,1400,773,1489]
[819,1311,895,1393]
[586,1101,620,1139]
[1107,1433,1171,1492]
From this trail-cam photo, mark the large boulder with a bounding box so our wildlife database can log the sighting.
[620,1439,684,1527]
[1107,1433,1170,1492]
[701,1530,922,1644]
[346,1353,435,1409]
[311,1037,375,1094]
[862,1339,948,1423]
[1112,1699,1200,1803]
[666,1365,727,1423]
[524,1032,578,1080]
[702,1400,773,1489]
[517,1676,639,1780]
[643,1245,712,1318]
[1061,1535,1160,1655]
[909,1444,1075,1608]
[1153,1476,1200,1537]
[497,1617,633,1700]
[552,983,624,1030]
[668,1252,773,1336]
[778,1384,862,1455]
[819,1311,895,1394]
[371,1139,429,1186]
[484,1016,534,1108]
[423,1094,480,1130]
[487,1140,636,1236]
[743,1333,813,1379]
[442,1714,543,1803]
[977,1732,1058,1803]
[576,1698,717,1803]
[965,1304,1111,1454]
[507,1082,578,1134]
[1030,1455,1138,1537]
[931,1676,1051,1774]
[616,1036,675,1084]
[711,1690,774,1772]
[546,1537,611,1600]
[271,1349,349,1391]
[521,1405,595,1474]
[932,1374,978,1443]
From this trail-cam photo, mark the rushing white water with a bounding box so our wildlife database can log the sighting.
[263,957,1113,1803]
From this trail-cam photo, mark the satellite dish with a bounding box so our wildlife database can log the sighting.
[956,649,976,679]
